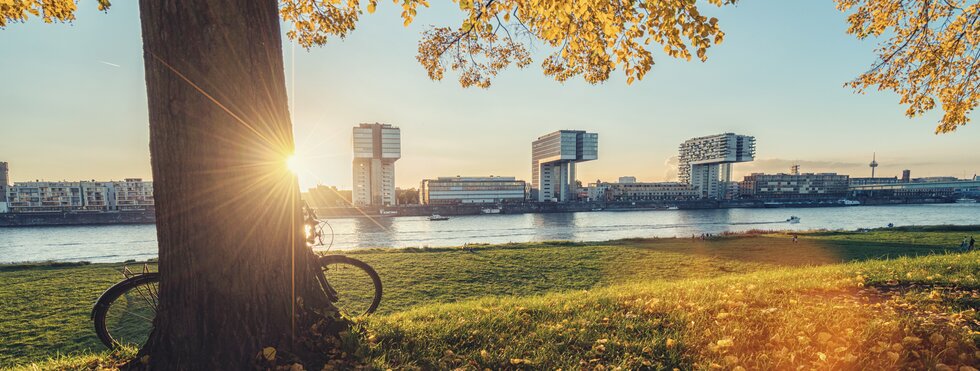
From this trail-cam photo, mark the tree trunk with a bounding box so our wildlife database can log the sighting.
[137,1,338,368]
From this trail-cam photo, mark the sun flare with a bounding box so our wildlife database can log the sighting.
[286,154,301,174]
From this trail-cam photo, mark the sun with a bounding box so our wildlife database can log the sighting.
[286,154,302,174]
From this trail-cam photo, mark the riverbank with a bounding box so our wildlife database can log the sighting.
[3,226,980,368]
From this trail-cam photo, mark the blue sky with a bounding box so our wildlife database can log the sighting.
[1,1,977,189]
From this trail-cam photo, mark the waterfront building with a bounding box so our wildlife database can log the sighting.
[3,173,155,213]
[6,181,114,212]
[848,179,980,199]
[0,161,8,203]
[740,173,850,199]
[902,169,911,183]
[113,178,155,211]
[531,130,598,202]
[607,182,699,202]
[352,123,401,206]
[420,176,526,205]
[913,176,960,183]
[849,176,900,186]
[585,181,612,202]
[678,133,755,199]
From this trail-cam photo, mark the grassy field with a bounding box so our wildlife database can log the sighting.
[2,227,979,369]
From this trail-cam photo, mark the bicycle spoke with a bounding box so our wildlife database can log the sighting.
[102,278,158,348]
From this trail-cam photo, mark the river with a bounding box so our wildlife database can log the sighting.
[1,204,978,263]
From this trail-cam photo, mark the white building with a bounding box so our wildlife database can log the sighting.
[678,133,755,199]
[420,176,526,205]
[0,161,8,212]
[114,178,155,211]
[588,181,698,202]
[531,130,598,202]
[352,123,401,206]
[1,164,155,213]
[0,162,8,201]
[618,176,637,184]
[5,181,117,212]
[585,182,612,201]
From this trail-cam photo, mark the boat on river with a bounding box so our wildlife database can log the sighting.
[955,198,977,204]
[428,214,450,221]
[787,216,801,224]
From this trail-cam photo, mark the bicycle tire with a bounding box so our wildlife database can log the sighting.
[319,255,383,315]
[92,272,160,349]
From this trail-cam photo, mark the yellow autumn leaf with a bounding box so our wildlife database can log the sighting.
[716,338,734,348]
[262,346,276,362]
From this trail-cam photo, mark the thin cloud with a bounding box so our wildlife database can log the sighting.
[663,156,679,181]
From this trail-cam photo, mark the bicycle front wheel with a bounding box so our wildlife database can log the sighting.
[92,273,159,349]
[319,255,382,316]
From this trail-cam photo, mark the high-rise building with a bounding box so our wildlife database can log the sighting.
[531,130,598,202]
[678,133,755,199]
[901,169,911,183]
[0,161,8,203]
[352,123,401,206]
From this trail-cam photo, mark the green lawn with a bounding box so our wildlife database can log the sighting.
[2,227,979,369]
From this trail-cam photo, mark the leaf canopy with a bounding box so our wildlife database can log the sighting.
[837,0,980,132]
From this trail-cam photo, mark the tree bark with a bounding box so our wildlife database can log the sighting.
[137,1,337,368]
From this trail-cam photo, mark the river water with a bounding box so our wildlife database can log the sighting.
[1,204,978,263]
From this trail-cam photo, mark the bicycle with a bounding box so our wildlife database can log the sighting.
[91,203,383,350]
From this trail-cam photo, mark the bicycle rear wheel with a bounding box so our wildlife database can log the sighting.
[319,255,382,316]
[92,273,159,349]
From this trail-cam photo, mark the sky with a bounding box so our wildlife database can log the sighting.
[1,1,978,190]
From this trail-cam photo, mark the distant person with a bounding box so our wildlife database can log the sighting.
[970,236,976,251]
[792,234,798,243]
[962,237,970,250]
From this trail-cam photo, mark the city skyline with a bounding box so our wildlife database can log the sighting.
[2,1,979,190]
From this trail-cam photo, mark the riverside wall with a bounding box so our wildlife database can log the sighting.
[0,210,155,227]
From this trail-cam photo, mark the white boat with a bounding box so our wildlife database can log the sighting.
[787,216,801,224]
[839,199,861,206]
[481,207,502,214]
[666,206,679,210]
[955,198,977,204]
[428,214,450,221]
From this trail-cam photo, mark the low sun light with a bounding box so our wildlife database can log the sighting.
[286,154,301,174]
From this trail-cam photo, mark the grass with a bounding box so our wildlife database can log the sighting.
[2,227,979,369]
[362,252,980,369]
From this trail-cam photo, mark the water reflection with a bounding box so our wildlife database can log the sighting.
[529,213,579,241]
